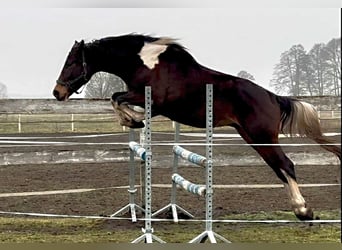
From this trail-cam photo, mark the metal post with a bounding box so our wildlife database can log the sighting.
[111,129,145,222]
[190,84,230,243]
[139,115,146,205]
[206,83,214,233]
[132,86,165,243]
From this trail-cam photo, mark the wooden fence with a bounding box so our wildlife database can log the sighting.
[0,98,340,134]
[0,99,177,133]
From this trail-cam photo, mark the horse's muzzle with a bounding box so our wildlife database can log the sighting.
[53,89,62,101]
[53,84,69,101]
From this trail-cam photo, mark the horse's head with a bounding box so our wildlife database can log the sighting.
[53,40,90,101]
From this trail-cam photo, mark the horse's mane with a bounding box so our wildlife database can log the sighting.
[85,34,197,68]
[88,34,185,51]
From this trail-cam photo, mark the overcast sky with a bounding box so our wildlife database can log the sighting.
[0,8,340,98]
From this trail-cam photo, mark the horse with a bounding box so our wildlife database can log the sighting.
[53,34,341,221]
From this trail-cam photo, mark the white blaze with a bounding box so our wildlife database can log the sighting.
[138,42,168,69]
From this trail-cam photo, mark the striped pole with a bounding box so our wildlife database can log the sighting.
[173,145,207,167]
[172,173,206,196]
[129,141,146,161]
[152,122,194,222]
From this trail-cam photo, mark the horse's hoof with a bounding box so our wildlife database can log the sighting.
[119,120,145,129]
[130,121,145,129]
[294,207,314,221]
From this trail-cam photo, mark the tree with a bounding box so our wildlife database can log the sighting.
[271,44,308,96]
[308,43,327,95]
[84,72,126,99]
[271,38,341,96]
[322,38,341,96]
[237,70,255,81]
[0,82,8,98]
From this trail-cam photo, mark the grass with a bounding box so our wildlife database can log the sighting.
[0,210,340,243]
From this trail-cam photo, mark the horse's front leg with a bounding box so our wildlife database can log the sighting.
[111,91,146,128]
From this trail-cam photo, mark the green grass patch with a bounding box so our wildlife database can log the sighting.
[0,210,340,243]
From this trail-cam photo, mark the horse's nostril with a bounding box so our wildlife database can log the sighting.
[53,90,59,98]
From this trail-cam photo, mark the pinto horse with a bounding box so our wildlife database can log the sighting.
[53,34,341,220]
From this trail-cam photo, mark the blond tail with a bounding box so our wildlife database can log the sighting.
[281,99,340,160]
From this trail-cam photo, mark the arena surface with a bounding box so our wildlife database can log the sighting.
[0,131,340,221]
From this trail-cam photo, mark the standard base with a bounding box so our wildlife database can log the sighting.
[189,230,231,243]
[132,231,166,243]
[152,203,194,223]
[110,203,145,222]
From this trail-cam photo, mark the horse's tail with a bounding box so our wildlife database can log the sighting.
[278,96,341,161]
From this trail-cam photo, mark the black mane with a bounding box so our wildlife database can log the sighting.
[87,34,184,53]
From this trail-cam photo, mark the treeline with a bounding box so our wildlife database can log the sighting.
[271,37,341,96]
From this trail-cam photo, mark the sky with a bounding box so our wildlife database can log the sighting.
[0,7,340,98]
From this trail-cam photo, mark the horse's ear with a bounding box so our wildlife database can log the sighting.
[73,40,84,49]
[74,40,84,45]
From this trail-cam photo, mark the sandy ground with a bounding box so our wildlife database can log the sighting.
[0,131,340,219]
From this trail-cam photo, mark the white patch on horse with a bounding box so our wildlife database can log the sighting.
[139,42,168,69]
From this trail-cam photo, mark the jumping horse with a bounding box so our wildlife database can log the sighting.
[53,34,341,220]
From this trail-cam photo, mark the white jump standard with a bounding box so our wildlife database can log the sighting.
[111,130,145,222]
[155,84,230,243]
[152,122,195,222]
[131,86,165,243]
[190,84,230,243]
[188,84,230,243]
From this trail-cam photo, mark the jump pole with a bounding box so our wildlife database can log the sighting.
[152,122,195,222]
[189,84,230,243]
[110,129,145,222]
[132,86,165,243]
[172,173,206,196]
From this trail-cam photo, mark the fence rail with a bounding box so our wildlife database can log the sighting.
[0,98,340,133]
[0,113,177,133]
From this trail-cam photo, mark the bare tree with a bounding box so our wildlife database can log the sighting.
[84,72,126,99]
[271,45,308,96]
[271,38,341,96]
[322,38,341,96]
[237,70,255,81]
[0,82,8,98]
[308,43,327,95]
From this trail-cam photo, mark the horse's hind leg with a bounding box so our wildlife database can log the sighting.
[235,127,314,220]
